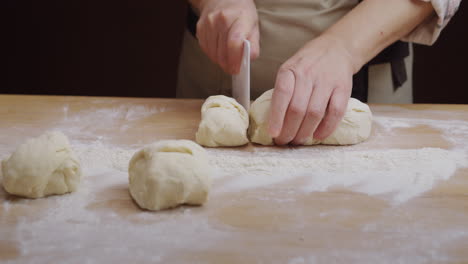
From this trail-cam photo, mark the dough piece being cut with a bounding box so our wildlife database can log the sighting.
[196,95,249,147]
[128,140,211,211]
[249,89,372,145]
[1,131,81,198]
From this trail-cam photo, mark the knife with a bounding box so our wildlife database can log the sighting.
[232,39,250,111]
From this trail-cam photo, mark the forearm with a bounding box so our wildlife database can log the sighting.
[323,0,434,74]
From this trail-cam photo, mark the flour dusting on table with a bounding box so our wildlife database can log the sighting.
[2,109,468,263]
[70,142,468,204]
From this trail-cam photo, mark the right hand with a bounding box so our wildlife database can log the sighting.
[193,0,260,75]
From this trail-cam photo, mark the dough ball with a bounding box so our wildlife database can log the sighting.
[196,95,249,147]
[128,140,212,211]
[248,89,276,145]
[1,131,81,198]
[304,97,373,145]
[249,89,373,145]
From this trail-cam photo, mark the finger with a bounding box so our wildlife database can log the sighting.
[291,81,333,145]
[227,17,255,74]
[247,24,260,60]
[274,71,312,145]
[268,68,295,138]
[196,21,209,58]
[205,14,219,64]
[313,87,350,140]
[216,16,229,72]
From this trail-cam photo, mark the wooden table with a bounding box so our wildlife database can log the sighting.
[1,95,468,264]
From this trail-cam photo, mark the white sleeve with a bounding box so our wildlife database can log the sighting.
[402,0,461,45]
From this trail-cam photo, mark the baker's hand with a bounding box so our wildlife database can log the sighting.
[194,0,260,74]
[268,34,357,145]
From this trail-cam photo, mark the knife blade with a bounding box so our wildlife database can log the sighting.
[232,39,250,111]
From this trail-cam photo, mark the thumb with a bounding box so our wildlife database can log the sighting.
[247,24,260,60]
[227,18,256,74]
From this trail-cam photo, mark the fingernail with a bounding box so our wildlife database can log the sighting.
[273,138,281,145]
[313,133,324,141]
[230,66,239,75]
[291,140,305,146]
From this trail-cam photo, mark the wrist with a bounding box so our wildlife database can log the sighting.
[318,32,365,74]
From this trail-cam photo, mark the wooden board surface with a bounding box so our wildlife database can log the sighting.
[1,94,468,264]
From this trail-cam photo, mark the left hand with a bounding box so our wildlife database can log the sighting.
[267,34,357,145]
[194,0,260,75]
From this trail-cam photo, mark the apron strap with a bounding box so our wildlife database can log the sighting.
[185,5,409,102]
[352,66,369,102]
[353,42,409,102]
[367,41,409,91]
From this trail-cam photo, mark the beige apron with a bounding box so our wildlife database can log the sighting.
[177,0,413,103]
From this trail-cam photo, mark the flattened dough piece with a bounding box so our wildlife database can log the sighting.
[249,89,373,145]
[196,95,249,147]
[1,131,81,198]
[128,140,212,211]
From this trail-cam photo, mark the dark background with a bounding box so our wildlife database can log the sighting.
[4,1,468,103]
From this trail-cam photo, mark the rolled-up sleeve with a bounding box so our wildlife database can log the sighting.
[402,0,461,45]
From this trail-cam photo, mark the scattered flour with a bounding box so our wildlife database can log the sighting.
[72,142,468,204]
[53,104,172,142]
[63,104,170,124]
[374,116,468,147]
[74,141,135,173]
[1,109,468,264]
